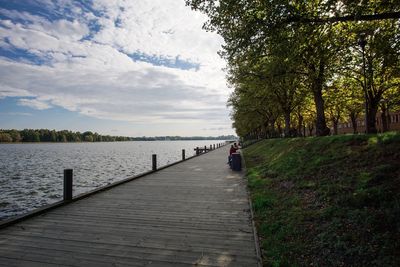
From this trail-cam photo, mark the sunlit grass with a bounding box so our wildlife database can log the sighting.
[244,132,400,266]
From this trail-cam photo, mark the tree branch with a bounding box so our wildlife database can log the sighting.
[285,12,400,24]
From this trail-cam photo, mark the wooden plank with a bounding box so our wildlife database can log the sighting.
[0,240,257,266]
[0,147,258,266]
[4,221,254,240]
[0,257,71,267]
[1,233,256,260]
[0,230,256,253]
[1,242,257,267]
[1,234,257,258]
[7,216,251,233]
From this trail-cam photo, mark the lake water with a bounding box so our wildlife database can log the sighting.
[0,140,224,221]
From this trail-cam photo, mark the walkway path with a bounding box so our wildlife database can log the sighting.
[0,146,259,266]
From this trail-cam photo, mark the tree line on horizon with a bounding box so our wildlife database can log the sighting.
[186,0,400,139]
[0,129,236,143]
[132,135,236,141]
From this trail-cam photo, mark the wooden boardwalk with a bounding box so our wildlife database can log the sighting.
[0,147,259,266]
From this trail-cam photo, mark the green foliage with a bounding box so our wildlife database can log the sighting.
[0,129,132,143]
[0,133,13,142]
[187,0,400,138]
[244,132,400,266]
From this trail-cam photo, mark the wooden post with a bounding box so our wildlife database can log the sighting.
[204,145,207,153]
[63,169,73,201]
[152,154,157,171]
[210,145,212,150]
[182,149,185,160]
[213,144,215,150]
[196,147,199,155]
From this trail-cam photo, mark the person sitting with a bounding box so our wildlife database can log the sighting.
[233,142,239,150]
[228,144,237,166]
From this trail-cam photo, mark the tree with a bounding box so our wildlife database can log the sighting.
[187,0,400,138]
[324,82,348,135]
[380,87,400,131]
[8,130,22,142]
[50,130,57,142]
[341,78,364,134]
[0,132,12,142]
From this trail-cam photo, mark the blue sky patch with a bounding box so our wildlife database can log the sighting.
[0,0,102,39]
[0,45,48,65]
[129,52,200,71]
[0,0,69,23]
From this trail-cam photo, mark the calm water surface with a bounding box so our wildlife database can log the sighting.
[0,140,223,221]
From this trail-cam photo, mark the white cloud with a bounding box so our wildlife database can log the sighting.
[0,59,229,122]
[0,84,32,99]
[17,98,52,110]
[0,0,233,135]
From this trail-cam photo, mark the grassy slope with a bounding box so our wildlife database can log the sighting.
[243,132,400,267]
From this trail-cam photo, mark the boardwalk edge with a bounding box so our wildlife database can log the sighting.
[241,152,263,267]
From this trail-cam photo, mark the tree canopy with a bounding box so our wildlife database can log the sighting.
[186,0,400,138]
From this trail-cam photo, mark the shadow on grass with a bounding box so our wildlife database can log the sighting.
[244,132,400,266]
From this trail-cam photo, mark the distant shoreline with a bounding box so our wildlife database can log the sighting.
[0,139,232,144]
[0,129,236,143]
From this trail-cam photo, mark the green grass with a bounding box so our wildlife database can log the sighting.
[244,132,400,267]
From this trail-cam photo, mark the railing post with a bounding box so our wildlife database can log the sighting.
[213,144,215,150]
[210,144,212,150]
[63,169,73,201]
[204,145,207,153]
[182,149,185,160]
[196,147,199,155]
[152,154,157,171]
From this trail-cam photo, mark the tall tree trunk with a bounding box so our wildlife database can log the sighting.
[263,121,268,139]
[364,57,378,134]
[349,112,358,134]
[298,113,304,137]
[332,119,338,135]
[270,118,277,138]
[312,61,330,136]
[380,105,388,132]
[284,111,291,137]
[308,123,314,136]
[277,122,282,137]
[366,95,379,134]
[313,88,330,136]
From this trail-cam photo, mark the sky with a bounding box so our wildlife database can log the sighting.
[0,0,234,137]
